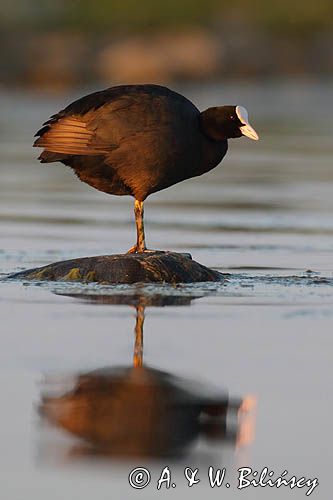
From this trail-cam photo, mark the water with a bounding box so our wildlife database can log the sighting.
[0,81,332,498]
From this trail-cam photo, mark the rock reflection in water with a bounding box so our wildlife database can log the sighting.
[39,292,256,459]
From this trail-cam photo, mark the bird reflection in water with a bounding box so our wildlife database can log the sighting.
[39,292,256,459]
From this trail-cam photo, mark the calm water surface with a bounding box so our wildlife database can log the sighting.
[0,81,332,498]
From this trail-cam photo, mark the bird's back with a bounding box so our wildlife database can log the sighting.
[34,85,226,200]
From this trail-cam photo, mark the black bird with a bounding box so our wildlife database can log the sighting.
[34,84,259,253]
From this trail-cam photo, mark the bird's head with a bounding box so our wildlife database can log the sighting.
[201,105,259,142]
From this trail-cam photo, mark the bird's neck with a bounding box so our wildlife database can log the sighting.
[200,108,227,141]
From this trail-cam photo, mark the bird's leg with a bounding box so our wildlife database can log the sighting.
[135,199,146,252]
[127,199,146,253]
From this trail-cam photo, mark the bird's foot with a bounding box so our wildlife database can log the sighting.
[126,245,158,254]
[127,244,139,254]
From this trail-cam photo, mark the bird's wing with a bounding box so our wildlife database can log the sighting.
[33,85,190,158]
[33,114,117,156]
[33,85,195,163]
[33,90,140,156]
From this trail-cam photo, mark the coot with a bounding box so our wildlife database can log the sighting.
[34,84,259,252]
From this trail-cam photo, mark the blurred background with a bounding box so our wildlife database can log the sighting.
[0,0,332,91]
[1,3,333,499]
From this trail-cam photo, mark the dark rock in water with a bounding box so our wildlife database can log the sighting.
[8,251,223,284]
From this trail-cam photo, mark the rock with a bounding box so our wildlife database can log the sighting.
[8,251,223,284]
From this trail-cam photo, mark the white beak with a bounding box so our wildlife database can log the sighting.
[236,106,259,141]
[240,122,259,141]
